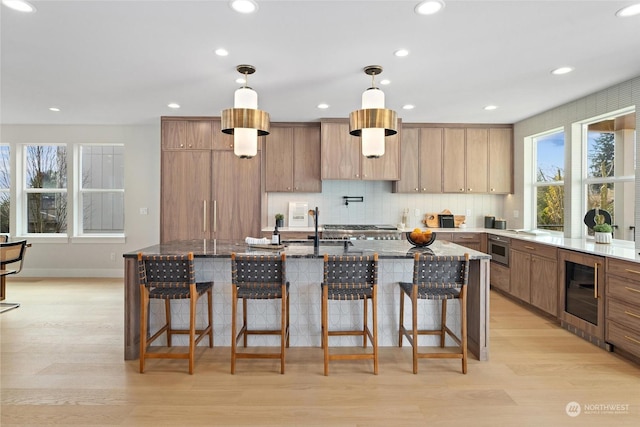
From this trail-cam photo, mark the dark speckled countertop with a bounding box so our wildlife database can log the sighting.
[123,239,490,260]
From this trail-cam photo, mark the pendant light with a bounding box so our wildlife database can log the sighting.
[349,65,397,159]
[221,65,270,159]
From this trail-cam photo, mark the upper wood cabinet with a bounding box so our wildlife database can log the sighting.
[393,127,442,193]
[265,124,322,192]
[489,128,513,194]
[443,128,488,193]
[321,119,400,180]
[161,118,212,150]
[211,119,264,152]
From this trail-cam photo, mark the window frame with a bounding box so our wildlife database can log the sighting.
[531,127,565,232]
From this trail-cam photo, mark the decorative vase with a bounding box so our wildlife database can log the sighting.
[594,232,612,244]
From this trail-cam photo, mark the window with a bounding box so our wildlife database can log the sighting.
[533,129,565,231]
[77,145,124,234]
[0,145,10,233]
[583,110,636,241]
[23,145,67,234]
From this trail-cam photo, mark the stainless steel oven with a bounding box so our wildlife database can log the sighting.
[487,234,510,266]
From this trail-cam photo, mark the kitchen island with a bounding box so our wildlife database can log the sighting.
[123,239,491,362]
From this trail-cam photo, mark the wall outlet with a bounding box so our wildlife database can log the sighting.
[513,210,519,218]
[414,208,420,217]
[110,252,116,261]
[139,207,148,215]
[466,209,472,217]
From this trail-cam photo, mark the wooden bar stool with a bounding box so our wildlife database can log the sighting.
[321,253,378,376]
[398,253,470,374]
[231,253,289,374]
[137,253,213,374]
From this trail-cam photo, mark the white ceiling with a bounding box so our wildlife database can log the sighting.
[2,0,640,126]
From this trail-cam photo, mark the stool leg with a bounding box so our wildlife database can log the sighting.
[280,284,286,375]
[231,285,238,374]
[322,285,329,376]
[139,285,149,374]
[286,288,290,348]
[207,287,214,347]
[372,286,378,375]
[242,299,248,348]
[363,295,368,348]
[165,299,172,347]
[398,288,405,347]
[188,284,196,375]
[461,288,468,374]
[412,286,418,374]
[440,299,447,348]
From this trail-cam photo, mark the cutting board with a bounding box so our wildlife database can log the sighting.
[422,210,466,228]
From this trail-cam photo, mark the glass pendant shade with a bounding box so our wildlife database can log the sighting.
[221,64,270,159]
[349,65,397,159]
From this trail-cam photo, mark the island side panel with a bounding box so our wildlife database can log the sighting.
[124,257,140,360]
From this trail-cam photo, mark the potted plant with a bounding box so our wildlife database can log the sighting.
[593,218,613,244]
[275,213,284,228]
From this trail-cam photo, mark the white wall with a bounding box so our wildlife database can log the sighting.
[1,124,160,277]
[510,75,640,246]
[267,181,505,230]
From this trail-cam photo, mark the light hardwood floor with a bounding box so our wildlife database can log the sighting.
[1,278,639,426]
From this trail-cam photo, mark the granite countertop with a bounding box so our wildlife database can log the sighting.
[124,238,490,260]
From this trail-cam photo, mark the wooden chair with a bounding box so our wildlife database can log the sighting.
[399,253,470,374]
[322,253,379,375]
[137,252,213,374]
[0,240,28,314]
[231,253,289,374]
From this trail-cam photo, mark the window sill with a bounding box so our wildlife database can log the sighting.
[71,235,126,244]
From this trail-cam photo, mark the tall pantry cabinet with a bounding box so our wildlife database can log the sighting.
[160,117,262,243]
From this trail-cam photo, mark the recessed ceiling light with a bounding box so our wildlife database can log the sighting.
[2,0,36,13]
[394,49,409,57]
[551,66,574,75]
[484,105,498,111]
[168,103,180,109]
[616,3,640,17]
[379,79,391,85]
[215,48,229,57]
[49,107,60,112]
[229,0,258,14]
[403,104,415,110]
[414,0,445,15]
[317,103,329,109]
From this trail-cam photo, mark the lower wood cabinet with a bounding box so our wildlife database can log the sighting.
[510,240,558,316]
[490,262,510,292]
[606,257,640,358]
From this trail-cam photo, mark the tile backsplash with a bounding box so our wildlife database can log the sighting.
[267,181,506,228]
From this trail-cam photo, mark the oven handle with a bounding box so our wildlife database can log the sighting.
[594,262,599,299]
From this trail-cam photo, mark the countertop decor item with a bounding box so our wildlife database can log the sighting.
[275,213,284,228]
[406,230,437,247]
[593,220,613,244]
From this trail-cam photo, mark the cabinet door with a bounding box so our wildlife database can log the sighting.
[161,151,211,242]
[465,128,488,193]
[265,127,294,191]
[393,127,420,193]
[442,128,466,193]
[491,262,510,292]
[162,120,212,150]
[321,121,361,179]
[211,120,235,151]
[530,255,558,316]
[510,249,531,303]
[362,128,400,180]
[489,128,513,194]
[212,151,262,240]
[420,128,443,193]
[293,126,322,192]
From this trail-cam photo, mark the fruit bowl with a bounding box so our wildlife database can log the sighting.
[406,231,437,247]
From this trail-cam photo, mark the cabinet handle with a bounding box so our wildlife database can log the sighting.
[294,187,298,190]
[203,200,207,232]
[459,188,464,192]
[460,236,473,239]
[524,246,535,250]
[213,200,217,233]
[625,286,640,294]
[594,262,599,299]
[625,310,640,319]
[468,188,472,192]
[188,144,193,148]
[422,188,426,191]
[355,174,360,178]
[415,188,419,192]
[491,188,495,192]
[625,335,640,345]
[180,143,184,148]
[624,268,640,276]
